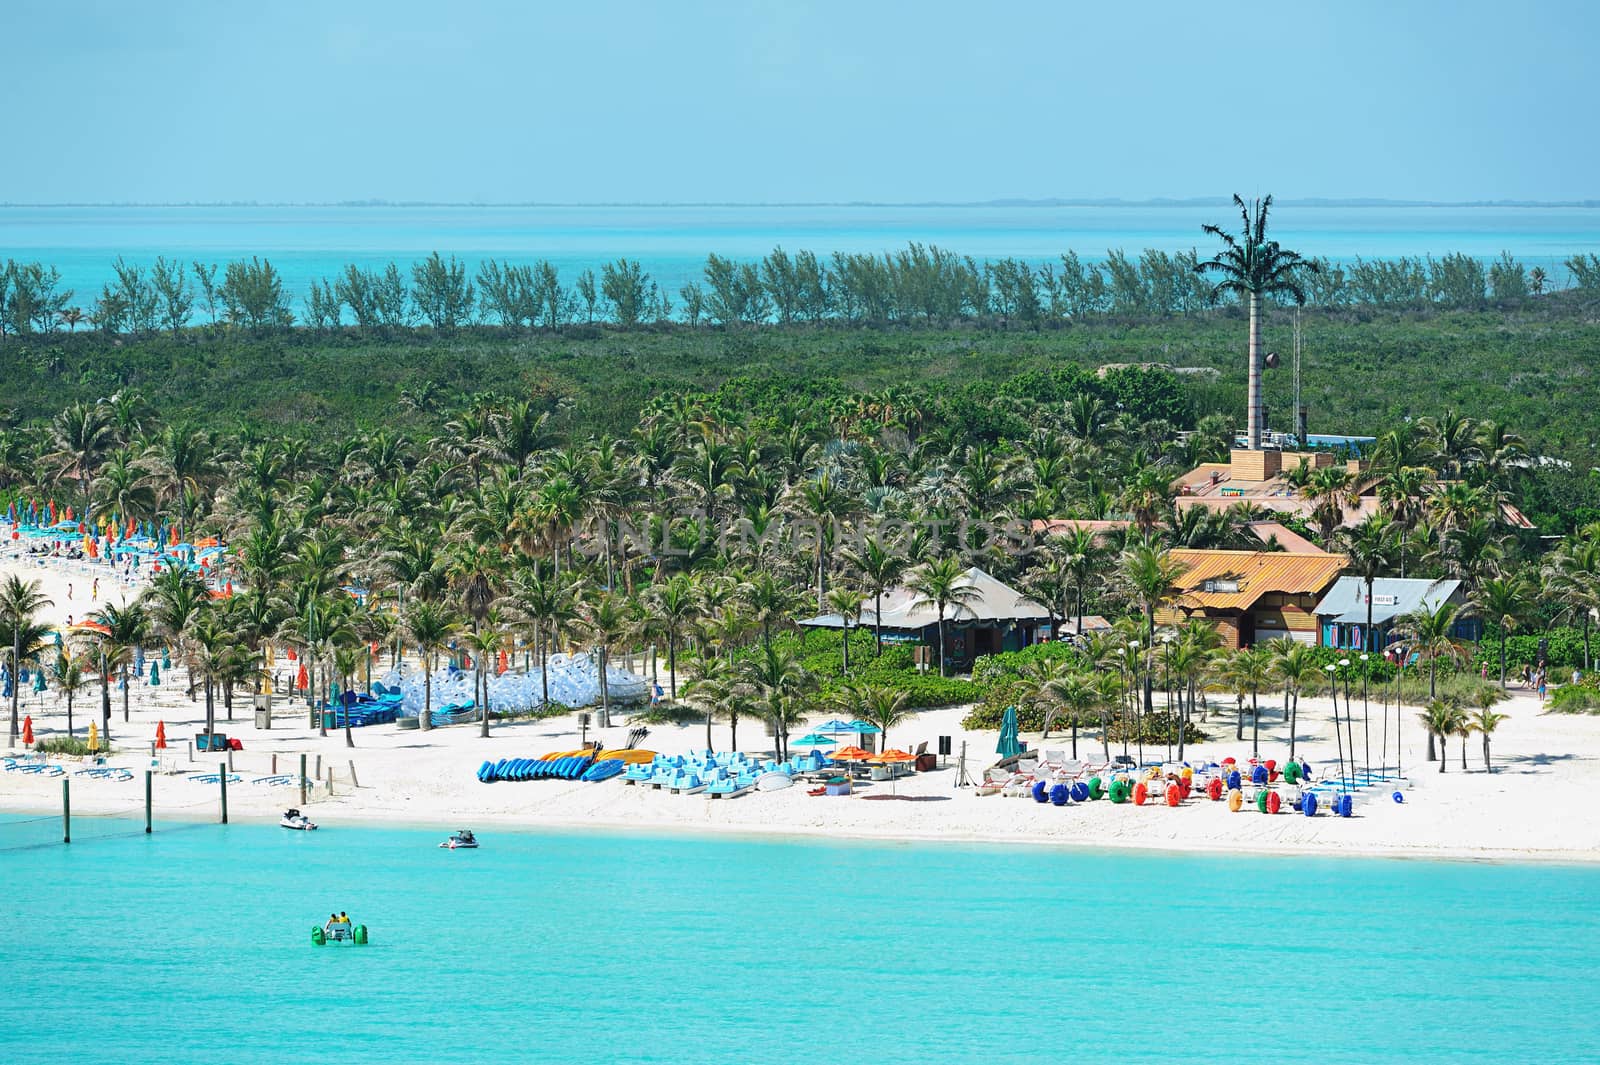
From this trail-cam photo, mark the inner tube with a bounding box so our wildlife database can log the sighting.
[1282,761,1301,785]
[1087,776,1105,800]
[1133,782,1148,806]
[1256,788,1270,813]
[1165,782,1181,807]
[1266,790,1282,814]
[1069,781,1090,803]
[1109,779,1131,804]
[1032,780,1049,803]
[1227,788,1244,812]
[1251,764,1269,785]
[1206,777,1224,801]
[311,926,326,946]
[1303,791,1319,817]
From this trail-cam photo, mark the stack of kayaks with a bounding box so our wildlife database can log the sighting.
[477,749,657,783]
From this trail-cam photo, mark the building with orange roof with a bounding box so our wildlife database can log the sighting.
[1155,547,1348,649]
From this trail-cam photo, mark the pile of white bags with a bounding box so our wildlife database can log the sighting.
[377,652,649,714]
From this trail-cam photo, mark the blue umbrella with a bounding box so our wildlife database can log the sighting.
[814,719,858,734]
[845,719,882,735]
[997,705,1022,758]
[791,733,838,748]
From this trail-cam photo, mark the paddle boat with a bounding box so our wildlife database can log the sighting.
[280,808,318,831]
[311,918,367,945]
[439,829,479,849]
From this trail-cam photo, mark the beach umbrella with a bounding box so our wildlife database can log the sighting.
[814,719,857,734]
[87,720,98,752]
[997,705,1023,758]
[32,669,46,693]
[286,647,297,662]
[2,667,11,699]
[296,664,309,691]
[21,715,33,746]
[161,647,171,669]
[870,748,917,794]
[149,661,160,686]
[135,645,145,672]
[497,650,509,675]
[791,733,838,748]
[831,745,874,762]
[155,720,167,749]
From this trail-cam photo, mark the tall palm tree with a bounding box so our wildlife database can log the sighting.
[842,535,906,655]
[1042,668,1100,760]
[1337,513,1397,654]
[1270,640,1323,761]
[580,591,630,728]
[0,576,52,744]
[683,654,739,752]
[1118,541,1190,720]
[463,623,504,738]
[1395,600,1468,760]
[1196,194,1316,450]
[1468,702,1509,772]
[825,586,867,675]
[860,684,911,752]
[905,557,980,678]
[647,573,699,701]
[403,599,460,731]
[1473,573,1534,688]
[1420,698,1462,773]
[45,400,116,505]
[47,651,88,738]
[1223,645,1275,757]
[93,599,150,724]
[736,644,814,761]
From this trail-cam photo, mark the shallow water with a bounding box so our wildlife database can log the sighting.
[3,203,1598,320]
[1,814,1597,1064]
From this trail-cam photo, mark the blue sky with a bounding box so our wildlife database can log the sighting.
[3,0,1594,203]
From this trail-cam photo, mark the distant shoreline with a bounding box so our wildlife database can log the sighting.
[4,199,1600,210]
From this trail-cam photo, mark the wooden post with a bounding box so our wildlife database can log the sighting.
[325,766,333,793]
[272,752,278,774]
[314,753,322,779]
[299,753,307,806]
[219,761,228,824]
[227,748,234,773]
[145,770,152,833]
[347,760,358,788]
[62,777,70,844]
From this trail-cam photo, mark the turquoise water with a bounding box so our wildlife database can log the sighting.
[2,815,1598,1064]
[3,203,1599,318]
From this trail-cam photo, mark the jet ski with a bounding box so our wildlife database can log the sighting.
[439,828,478,849]
[281,808,318,831]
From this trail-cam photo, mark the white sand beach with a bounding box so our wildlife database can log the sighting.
[3,554,1597,863]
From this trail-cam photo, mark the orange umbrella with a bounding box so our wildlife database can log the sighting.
[286,647,297,662]
[869,747,917,794]
[831,746,874,762]
[295,664,309,691]
[497,650,509,675]
[21,715,33,745]
[155,720,167,749]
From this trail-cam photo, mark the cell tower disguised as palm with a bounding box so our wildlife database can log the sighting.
[1197,195,1316,450]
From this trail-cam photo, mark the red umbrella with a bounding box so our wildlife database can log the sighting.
[287,647,297,662]
[21,715,33,746]
[296,663,309,691]
[497,650,509,675]
[155,720,168,749]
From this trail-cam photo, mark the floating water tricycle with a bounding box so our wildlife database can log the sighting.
[311,920,367,946]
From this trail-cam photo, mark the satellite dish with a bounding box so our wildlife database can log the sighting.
[1264,351,1280,369]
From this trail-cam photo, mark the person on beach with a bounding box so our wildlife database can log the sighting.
[92,577,99,599]
[1538,672,1547,703]
[67,582,72,600]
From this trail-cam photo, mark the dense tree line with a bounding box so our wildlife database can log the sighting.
[3,246,1597,337]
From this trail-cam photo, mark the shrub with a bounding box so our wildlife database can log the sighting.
[1106,710,1208,745]
[1549,683,1600,715]
[970,641,1083,684]
[32,736,98,756]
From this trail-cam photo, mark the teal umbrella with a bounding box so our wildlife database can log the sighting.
[845,719,882,734]
[32,669,46,693]
[997,705,1022,758]
[161,647,171,669]
[791,733,838,748]
[149,661,160,686]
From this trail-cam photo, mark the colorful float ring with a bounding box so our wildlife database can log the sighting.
[1069,781,1091,803]
[1256,788,1270,813]
[1165,782,1182,807]
[1206,777,1224,801]
[1302,791,1319,817]
[1392,790,1404,804]
[1031,780,1049,803]
[1109,779,1131,804]
[1133,781,1149,806]
[1251,764,1269,785]
[1282,761,1301,785]
[1049,783,1070,806]
[1336,794,1354,818]
[1226,770,1242,790]
[1087,776,1105,800]
[1266,790,1282,814]
[1178,778,1192,800]
[1227,788,1244,812]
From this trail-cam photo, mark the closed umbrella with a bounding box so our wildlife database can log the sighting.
[296,663,309,691]
[997,705,1023,759]
[21,715,33,746]
[87,720,98,753]
[155,720,167,749]
[33,669,46,693]
[161,647,171,669]
[149,661,160,686]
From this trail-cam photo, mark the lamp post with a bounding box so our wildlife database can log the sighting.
[1126,640,1141,766]
[1160,632,1175,763]
[1359,652,1371,779]
[1325,662,1347,794]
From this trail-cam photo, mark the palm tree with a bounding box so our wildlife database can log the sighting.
[1196,194,1316,450]
[47,651,88,738]
[1041,668,1099,759]
[683,655,739,752]
[860,685,911,752]
[1337,513,1397,654]
[45,400,116,505]
[793,470,851,611]
[1223,645,1274,756]
[1474,573,1533,689]
[1468,701,1509,772]
[463,623,504,738]
[580,591,630,729]
[1420,698,1463,773]
[905,557,980,678]
[737,644,814,761]
[1271,640,1323,761]
[825,586,867,674]
[1396,600,1468,700]
[842,535,906,655]
[94,599,149,723]
[1118,541,1190,720]
[647,573,699,701]
[0,576,52,744]
[403,599,460,731]
[187,609,234,735]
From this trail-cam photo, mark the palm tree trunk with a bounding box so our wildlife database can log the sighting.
[874,590,883,656]
[204,680,215,734]
[936,611,947,679]
[421,655,433,730]
[598,647,611,729]
[1250,690,1260,757]
[1483,735,1491,772]
[1437,733,1446,772]
[668,634,678,701]
[122,665,131,722]
[1246,291,1263,450]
